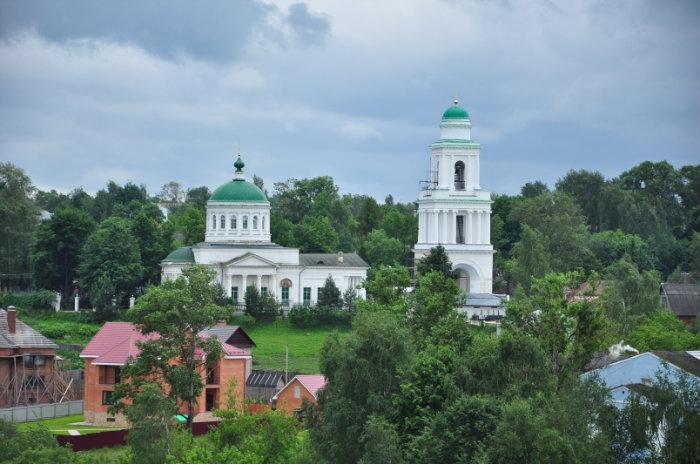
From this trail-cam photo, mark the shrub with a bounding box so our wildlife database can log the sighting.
[245,287,279,322]
[289,304,352,328]
[0,289,56,311]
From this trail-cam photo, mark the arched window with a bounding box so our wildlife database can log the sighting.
[262,216,266,230]
[231,216,237,229]
[454,161,465,190]
[253,216,258,229]
[220,215,225,229]
[243,216,248,229]
[212,214,217,229]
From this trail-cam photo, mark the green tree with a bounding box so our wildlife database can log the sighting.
[587,230,655,271]
[410,271,459,343]
[688,231,700,277]
[510,224,551,292]
[318,275,342,309]
[416,245,454,278]
[271,210,295,246]
[310,311,414,464]
[361,265,411,313]
[30,206,95,297]
[114,265,227,428]
[79,217,144,308]
[363,229,403,266]
[626,309,700,351]
[0,163,39,288]
[359,416,405,464]
[293,215,339,253]
[520,181,549,198]
[380,208,418,251]
[272,176,338,224]
[506,273,604,380]
[357,196,384,236]
[170,204,205,246]
[0,419,74,464]
[89,273,118,320]
[244,285,262,316]
[185,186,211,209]
[158,181,185,208]
[125,382,178,464]
[510,192,591,272]
[555,169,606,231]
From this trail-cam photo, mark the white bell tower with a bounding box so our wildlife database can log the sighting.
[414,100,494,294]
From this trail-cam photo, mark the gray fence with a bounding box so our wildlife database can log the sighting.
[0,400,83,422]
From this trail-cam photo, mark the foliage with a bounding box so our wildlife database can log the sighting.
[358,415,404,464]
[169,204,205,246]
[31,206,96,297]
[360,265,411,313]
[129,203,174,285]
[309,311,414,464]
[78,217,144,309]
[317,275,342,309]
[362,228,403,266]
[409,271,459,344]
[520,180,549,198]
[293,215,339,253]
[114,265,228,428]
[510,224,550,293]
[89,273,119,321]
[0,289,56,311]
[415,245,454,278]
[245,287,280,322]
[289,304,352,329]
[626,309,700,352]
[0,419,74,464]
[126,382,178,464]
[587,230,655,271]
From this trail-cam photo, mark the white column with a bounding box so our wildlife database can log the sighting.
[449,210,455,244]
[426,211,432,243]
[432,211,439,243]
[467,211,473,244]
[256,275,262,292]
[418,211,425,243]
[476,211,483,244]
[439,210,445,243]
[241,274,248,302]
[485,211,491,244]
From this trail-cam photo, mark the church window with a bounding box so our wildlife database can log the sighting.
[253,216,258,229]
[317,288,322,301]
[262,216,265,230]
[231,216,237,229]
[454,161,465,190]
[220,215,225,229]
[261,286,268,295]
[243,216,248,229]
[212,215,217,229]
[281,287,289,305]
[303,287,311,306]
[456,215,465,243]
[231,286,238,301]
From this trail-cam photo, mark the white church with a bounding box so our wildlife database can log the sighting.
[161,156,368,307]
[414,100,504,315]
[161,100,503,315]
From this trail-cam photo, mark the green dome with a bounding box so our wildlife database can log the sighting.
[210,179,268,203]
[163,246,194,263]
[442,100,469,120]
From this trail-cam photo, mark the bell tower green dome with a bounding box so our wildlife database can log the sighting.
[209,155,268,203]
[442,99,470,120]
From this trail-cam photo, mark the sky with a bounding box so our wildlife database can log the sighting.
[0,0,698,202]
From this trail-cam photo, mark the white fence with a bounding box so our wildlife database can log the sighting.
[0,400,83,422]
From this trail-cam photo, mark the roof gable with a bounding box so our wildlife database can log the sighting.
[661,283,700,317]
[224,252,277,268]
[273,374,326,400]
[0,309,58,350]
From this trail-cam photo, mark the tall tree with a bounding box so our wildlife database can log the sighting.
[416,245,455,278]
[78,217,144,307]
[130,203,174,285]
[555,169,606,231]
[185,186,210,209]
[362,229,403,266]
[158,181,185,208]
[510,224,551,292]
[293,215,338,253]
[31,207,96,297]
[114,265,228,428]
[318,275,342,309]
[520,181,549,198]
[357,196,384,236]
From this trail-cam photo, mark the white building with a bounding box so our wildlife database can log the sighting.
[161,155,367,307]
[415,101,503,315]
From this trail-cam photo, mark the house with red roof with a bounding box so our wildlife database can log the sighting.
[80,321,253,426]
[271,374,326,416]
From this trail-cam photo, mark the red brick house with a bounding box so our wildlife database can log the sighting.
[0,307,68,407]
[271,374,326,416]
[80,321,253,425]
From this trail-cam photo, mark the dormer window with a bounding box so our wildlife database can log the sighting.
[454,161,465,190]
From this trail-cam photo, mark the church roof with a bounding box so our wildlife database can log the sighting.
[442,100,469,120]
[210,179,268,203]
[162,246,195,263]
[299,253,368,268]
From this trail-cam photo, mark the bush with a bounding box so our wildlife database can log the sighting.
[289,304,352,328]
[245,287,280,322]
[0,289,56,311]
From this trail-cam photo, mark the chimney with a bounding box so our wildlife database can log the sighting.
[7,306,16,334]
[681,272,692,285]
[217,320,227,327]
[337,251,344,264]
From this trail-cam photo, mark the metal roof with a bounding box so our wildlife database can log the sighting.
[652,350,700,379]
[246,370,286,388]
[0,309,58,350]
[299,253,368,268]
[465,293,505,307]
[661,283,700,317]
[200,325,256,347]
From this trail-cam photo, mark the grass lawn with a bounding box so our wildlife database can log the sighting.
[76,445,130,461]
[245,320,349,374]
[17,414,126,435]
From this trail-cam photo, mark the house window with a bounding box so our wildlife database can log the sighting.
[456,215,465,244]
[253,216,258,229]
[102,390,114,405]
[207,367,217,385]
[231,286,238,301]
[261,287,268,295]
[293,385,301,399]
[303,287,311,306]
[317,288,322,301]
[231,216,237,229]
[99,366,121,385]
[243,216,248,229]
[281,287,289,305]
[454,161,466,190]
[212,215,217,229]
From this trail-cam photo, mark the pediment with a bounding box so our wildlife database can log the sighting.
[224,252,277,268]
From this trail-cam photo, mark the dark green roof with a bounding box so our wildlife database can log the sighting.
[210,179,268,203]
[162,246,195,263]
[442,101,469,120]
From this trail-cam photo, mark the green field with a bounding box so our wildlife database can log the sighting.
[17,414,126,435]
[245,320,349,374]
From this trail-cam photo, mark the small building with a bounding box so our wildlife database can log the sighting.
[584,350,700,409]
[459,293,507,320]
[0,307,75,407]
[660,283,700,325]
[80,321,253,426]
[245,370,288,403]
[271,374,326,416]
